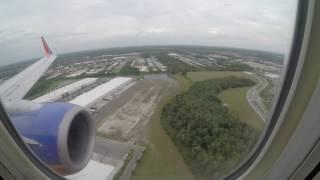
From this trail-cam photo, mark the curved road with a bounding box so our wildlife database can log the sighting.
[247,74,269,122]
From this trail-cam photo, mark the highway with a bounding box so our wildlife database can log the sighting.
[247,74,269,121]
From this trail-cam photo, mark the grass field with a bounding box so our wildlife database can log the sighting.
[131,81,195,180]
[218,87,264,130]
[174,74,192,92]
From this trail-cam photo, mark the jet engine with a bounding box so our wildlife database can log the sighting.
[7,101,95,175]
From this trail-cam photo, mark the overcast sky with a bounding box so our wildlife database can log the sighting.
[0,0,297,65]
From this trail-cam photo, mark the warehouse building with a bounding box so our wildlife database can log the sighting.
[69,77,133,107]
[33,78,98,103]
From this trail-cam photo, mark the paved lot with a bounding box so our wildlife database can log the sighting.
[93,136,145,180]
[94,137,134,160]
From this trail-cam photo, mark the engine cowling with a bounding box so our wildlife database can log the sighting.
[9,102,95,175]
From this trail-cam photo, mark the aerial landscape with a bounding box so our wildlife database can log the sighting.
[0,45,283,180]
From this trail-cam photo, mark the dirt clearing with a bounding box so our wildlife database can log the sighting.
[98,79,171,142]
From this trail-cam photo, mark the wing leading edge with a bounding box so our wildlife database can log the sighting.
[0,37,57,101]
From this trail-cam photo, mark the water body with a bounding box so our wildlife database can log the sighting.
[143,73,172,81]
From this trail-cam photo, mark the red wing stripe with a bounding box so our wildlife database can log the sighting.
[41,36,53,56]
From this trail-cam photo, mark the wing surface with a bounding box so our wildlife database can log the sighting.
[0,37,57,101]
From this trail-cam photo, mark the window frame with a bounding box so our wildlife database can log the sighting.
[0,0,312,179]
[223,0,312,179]
[0,101,65,180]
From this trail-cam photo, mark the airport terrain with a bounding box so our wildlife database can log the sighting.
[131,76,196,180]
[0,46,283,180]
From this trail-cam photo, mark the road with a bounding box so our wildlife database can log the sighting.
[93,137,145,180]
[247,74,269,121]
[118,144,145,180]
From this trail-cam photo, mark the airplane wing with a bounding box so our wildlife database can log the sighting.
[0,37,95,175]
[0,37,57,101]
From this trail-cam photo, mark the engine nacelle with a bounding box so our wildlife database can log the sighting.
[9,102,95,175]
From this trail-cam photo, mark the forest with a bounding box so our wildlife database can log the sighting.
[218,61,253,71]
[161,76,259,179]
[156,54,199,74]
[118,61,140,75]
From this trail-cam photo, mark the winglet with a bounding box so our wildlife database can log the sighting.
[41,36,54,56]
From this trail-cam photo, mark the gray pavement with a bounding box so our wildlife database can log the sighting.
[93,136,145,180]
[94,137,134,160]
[247,74,269,121]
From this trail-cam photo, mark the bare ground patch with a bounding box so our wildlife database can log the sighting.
[98,80,169,142]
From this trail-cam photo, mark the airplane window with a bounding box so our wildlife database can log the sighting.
[0,0,298,179]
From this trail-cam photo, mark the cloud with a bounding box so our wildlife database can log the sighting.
[0,0,298,65]
[146,27,167,33]
[208,28,224,36]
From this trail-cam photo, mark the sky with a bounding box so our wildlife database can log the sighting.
[0,0,297,65]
